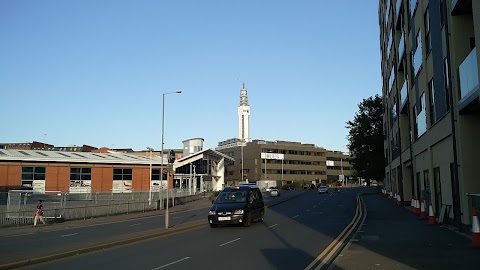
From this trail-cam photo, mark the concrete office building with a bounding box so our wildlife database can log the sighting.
[217,140,354,189]
[379,0,480,227]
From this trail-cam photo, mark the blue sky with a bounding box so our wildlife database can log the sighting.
[1,0,381,152]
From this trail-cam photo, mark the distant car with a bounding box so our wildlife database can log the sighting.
[269,189,280,197]
[266,187,272,192]
[317,186,329,194]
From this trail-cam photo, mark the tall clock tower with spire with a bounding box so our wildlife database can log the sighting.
[238,83,250,142]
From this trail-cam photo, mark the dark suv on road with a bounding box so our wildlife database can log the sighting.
[208,184,265,227]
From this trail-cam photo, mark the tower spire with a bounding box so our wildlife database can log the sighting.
[238,83,250,142]
[240,83,249,106]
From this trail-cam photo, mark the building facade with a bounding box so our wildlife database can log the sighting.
[217,140,354,189]
[379,0,480,227]
[0,148,230,193]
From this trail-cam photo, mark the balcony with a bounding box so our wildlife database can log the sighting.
[416,110,427,137]
[458,47,479,113]
[451,0,472,16]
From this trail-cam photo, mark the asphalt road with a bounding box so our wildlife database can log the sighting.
[14,188,364,270]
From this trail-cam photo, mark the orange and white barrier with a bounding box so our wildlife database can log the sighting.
[472,207,480,248]
[420,199,427,219]
[428,201,436,225]
[414,197,420,214]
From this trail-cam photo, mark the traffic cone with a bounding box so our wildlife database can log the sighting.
[428,201,436,225]
[397,194,402,206]
[420,199,427,219]
[410,197,415,212]
[415,197,420,214]
[472,207,480,248]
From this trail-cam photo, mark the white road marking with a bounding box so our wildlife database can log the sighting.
[60,233,78,238]
[268,224,278,229]
[293,215,299,219]
[5,233,34,238]
[130,223,141,227]
[219,238,241,247]
[152,257,190,270]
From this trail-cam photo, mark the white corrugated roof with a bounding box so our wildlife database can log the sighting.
[0,149,164,165]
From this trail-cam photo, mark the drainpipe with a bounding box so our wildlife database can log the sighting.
[444,1,462,232]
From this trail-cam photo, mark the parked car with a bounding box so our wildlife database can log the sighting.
[208,184,265,227]
[269,189,280,197]
[317,185,329,194]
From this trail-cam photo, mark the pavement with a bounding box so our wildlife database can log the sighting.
[1,189,479,270]
[330,192,479,270]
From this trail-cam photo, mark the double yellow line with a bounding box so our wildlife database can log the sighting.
[304,194,365,270]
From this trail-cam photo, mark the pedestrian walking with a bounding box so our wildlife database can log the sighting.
[34,200,46,227]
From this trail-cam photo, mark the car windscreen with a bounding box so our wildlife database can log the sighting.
[215,191,247,204]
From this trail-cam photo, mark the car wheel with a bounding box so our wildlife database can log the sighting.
[243,213,252,227]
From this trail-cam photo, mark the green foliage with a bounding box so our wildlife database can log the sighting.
[346,95,385,185]
[208,190,221,201]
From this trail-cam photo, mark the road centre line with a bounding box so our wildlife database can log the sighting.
[129,223,142,227]
[268,224,278,229]
[152,257,191,270]
[60,233,79,238]
[292,215,299,219]
[304,195,363,270]
[219,238,241,247]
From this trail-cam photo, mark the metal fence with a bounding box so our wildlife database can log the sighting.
[0,189,207,228]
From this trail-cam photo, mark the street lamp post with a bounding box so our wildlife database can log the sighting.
[341,158,344,186]
[160,90,182,229]
[241,138,250,183]
[147,147,154,205]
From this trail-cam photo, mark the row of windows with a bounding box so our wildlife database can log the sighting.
[383,1,455,163]
[265,149,326,156]
[20,166,167,181]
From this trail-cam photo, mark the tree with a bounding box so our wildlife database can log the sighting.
[346,95,385,185]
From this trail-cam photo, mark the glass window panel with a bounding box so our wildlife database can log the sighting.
[81,168,91,174]
[123,169,132,175]
[70,174,80,180]
[22,173,33,180]
[123,174,132,180]
[82,174,91,180]
[113,174,123,180]
[71,168,81,174]
[113,168,122,175]
[22,167,33,173]
[35,167,46,173]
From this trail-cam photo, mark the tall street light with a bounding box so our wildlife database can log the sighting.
[147,147,154,205]
[241,138,250,183]
[161,90,182,229]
